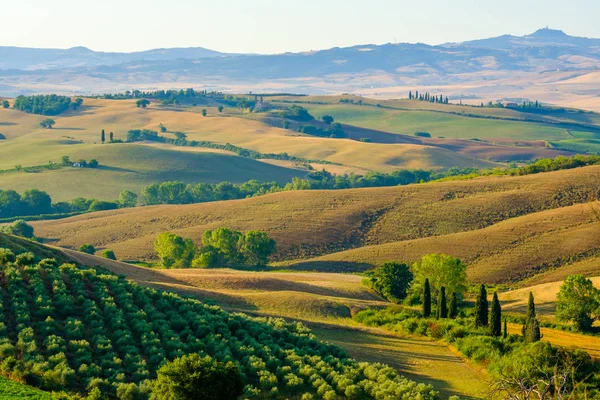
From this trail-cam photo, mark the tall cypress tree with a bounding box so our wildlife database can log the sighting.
[449,292,458,319]
[527,318,541,343]
[101,129,105,143]
[437,287,448,319]
[474,284,488,327]
[526,292,536,321]
[503,318,508,339]
[489,292,501,337]
[109,132,114,142]
[409,91,413,100]
[523,292,541,342]
[423,278,431,318]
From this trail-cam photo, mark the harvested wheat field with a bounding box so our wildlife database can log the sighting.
[302,201,600,283]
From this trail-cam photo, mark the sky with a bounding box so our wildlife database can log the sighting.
[3,0,600,53]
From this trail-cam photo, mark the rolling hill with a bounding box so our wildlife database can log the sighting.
[32,165,600,278]
[2,95,597,202]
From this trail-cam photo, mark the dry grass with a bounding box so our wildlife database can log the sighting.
[306,201,600,284]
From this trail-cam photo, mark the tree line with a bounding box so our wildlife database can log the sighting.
[409,91,449,104]
[153,228,276,269]
[2,154,598,220]
[13,95,82,115]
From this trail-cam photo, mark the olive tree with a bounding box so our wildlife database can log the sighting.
[150,354,243,400]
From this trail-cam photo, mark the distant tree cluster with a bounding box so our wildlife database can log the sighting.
[409,91,449,104]
[339,98,363,105]
[297,122,345,138]
[13,95,81,115]
[279,105,314,122]
[153,228,276,269]
[127,129,160,141]
[38,118,55,129]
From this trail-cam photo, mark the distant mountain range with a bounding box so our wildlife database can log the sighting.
[0,46,224,70]
[1,28,599,111]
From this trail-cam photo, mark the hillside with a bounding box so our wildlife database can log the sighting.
[0,234,437,399]
[297,201,600,284]
[32,165,600,267]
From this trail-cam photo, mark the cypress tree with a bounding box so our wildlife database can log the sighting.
[526,292,536,321]
[423,278,431,318]
[523,292,541,342]
[101,129,105,143]
[503,318,507,339]
[527,318,541,343]
[109,132,114,142]
[474,284,488,327]
[489,292,501,337]
[437,287,447,319]
[409,91,413,100]
[449,292,458,319]
[415,91,419,100]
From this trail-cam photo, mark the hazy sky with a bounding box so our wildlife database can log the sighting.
[4,0,599,53]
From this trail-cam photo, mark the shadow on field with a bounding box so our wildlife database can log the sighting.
[56,127,86,131]
[96,165,137,173]
[0,122,17,126]
[282,260,372,273]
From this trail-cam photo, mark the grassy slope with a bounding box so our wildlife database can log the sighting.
[0,143,304,201]
[32,165,600,267]
[302,103,574,141]
[300,201,600,284]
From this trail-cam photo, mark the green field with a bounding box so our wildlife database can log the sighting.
[0,142,304,201]
[551,138,600,154]
[301,103,575,141]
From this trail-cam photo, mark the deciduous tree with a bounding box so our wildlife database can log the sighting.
[556,275,600,332]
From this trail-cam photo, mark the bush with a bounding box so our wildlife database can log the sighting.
[78,244,96,255]
[101,250,116,260]
[414,132,431,138]
[2,220,35,238]
[87,200,119,212]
